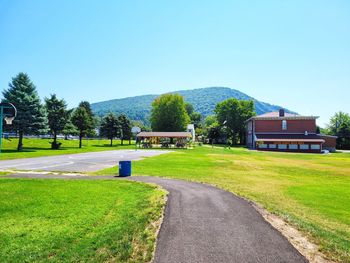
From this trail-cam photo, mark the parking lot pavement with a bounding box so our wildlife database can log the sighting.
[0,150,170,172]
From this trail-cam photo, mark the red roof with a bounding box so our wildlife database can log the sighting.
[246,111,318,121]
[137,132,192,138]
[256,112,298,118]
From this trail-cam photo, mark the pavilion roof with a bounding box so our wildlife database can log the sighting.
[137,132,192,138]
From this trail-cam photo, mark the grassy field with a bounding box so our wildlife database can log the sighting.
[0,138,135,160]
[96,146,350,262]
[0,178,165,262]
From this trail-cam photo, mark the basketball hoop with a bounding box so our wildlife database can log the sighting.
[0,102,17,124]
[4,116,15,125]
[0,102,17,154]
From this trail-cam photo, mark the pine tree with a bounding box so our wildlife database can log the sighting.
[100,113,120,146]
[2,72,47,151]
[78,101,96,136]
[63,109,78,139]
[45,94,68,149]
[118,114,132,145]
[71,106,93,148]
[79,101,94,117]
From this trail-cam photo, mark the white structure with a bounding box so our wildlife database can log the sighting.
[187,124,195,141]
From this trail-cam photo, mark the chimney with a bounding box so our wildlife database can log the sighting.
[279,108,285,117]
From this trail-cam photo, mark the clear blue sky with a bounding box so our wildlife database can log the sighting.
[1,0,349,126]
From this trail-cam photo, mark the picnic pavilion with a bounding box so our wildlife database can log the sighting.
[136,131,192,148]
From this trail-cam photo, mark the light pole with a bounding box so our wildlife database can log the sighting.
[0,102,17,154]
[223,120,229,149]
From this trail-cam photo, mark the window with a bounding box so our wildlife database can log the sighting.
[289,144,298,150]
[259,144,267,149]
[278,144,287,149]
[282,120,287,130]
[311,144,321,150]
[269,144,276,149]
[300,144,309,150]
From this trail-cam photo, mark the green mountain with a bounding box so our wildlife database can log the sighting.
[91,87,295,124]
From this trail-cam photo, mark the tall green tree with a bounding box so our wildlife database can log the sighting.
[78,101,96,136]
[45,94,67,149]
[238,100,256,145]
[100,113,120,146]
[2,72,47,151]
[150,94,190,131]
[215,98,255,145]
[185,103,194,116]
[71,106,93,148]
[118,113,132,145]
[190,112,202,128]
[204,115,218,127]
[63,109,78,139]
[207,125,223,144]
[327,111,350,149]
[79,101,94,117]
[185,102,202,128]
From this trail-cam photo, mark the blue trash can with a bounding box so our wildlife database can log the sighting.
[119,161,132,177]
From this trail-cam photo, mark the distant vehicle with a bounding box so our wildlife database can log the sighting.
[321,149,330,154]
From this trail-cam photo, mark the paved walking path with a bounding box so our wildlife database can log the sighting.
[130,176,307,263]
[0,150,169,172]
[5,174,307,263]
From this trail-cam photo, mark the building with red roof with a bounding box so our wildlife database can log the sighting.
[246,109,336,153]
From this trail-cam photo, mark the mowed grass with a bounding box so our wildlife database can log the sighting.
[96,146,350,262]
[0,178,165,262]
[0,138,135,160]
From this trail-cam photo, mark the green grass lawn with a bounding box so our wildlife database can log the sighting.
[0,138,135,160]
[96,146,350,262]
[0,178,165,263]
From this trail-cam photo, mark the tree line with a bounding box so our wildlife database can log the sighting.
[5,72,347,150]
[323,111,350,149]
[201,99,255,145]
[1,72,132,151]
[149,93,256,145]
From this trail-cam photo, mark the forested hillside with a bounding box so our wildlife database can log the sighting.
[91,87,295,124]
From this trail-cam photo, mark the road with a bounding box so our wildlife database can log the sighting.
[0,150,169,172]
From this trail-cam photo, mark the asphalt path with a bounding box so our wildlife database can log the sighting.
[130,176,307,263]
[0,150,169,172]
[5,173,307,262]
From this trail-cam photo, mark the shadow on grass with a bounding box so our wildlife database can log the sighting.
[92,144,133,148]
[1,149,42,153]
[0,147,75,153]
